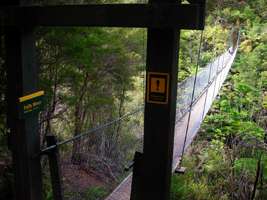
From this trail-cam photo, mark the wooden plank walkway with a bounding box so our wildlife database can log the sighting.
[106,174,132,200]
[106,50,236,200]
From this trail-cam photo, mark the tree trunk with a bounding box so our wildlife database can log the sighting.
[71,104,83,164]
[251,155,262,200]
[71,72,90,164]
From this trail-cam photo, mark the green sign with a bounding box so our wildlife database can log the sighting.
[18,91,44,118]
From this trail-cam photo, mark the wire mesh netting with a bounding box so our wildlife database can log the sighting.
[41,108,144,200]
[173,47,238,170]
[176,50,235,120]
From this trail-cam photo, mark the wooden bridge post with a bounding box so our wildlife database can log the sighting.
[132,1,181,200]
[131,1,206,200]
[1,1,206,199]
[5,0,43,200]
[46,135,63,200]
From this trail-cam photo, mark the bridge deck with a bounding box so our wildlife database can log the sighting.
[106,174,132,200]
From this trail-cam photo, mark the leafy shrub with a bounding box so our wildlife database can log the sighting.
[85,186,108,200]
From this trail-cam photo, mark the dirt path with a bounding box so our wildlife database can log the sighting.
[62,163,106,193]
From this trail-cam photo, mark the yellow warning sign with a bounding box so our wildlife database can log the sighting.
[147,72,169,104]
[150,77,166,93]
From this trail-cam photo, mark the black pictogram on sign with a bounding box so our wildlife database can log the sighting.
[147,72,169,104]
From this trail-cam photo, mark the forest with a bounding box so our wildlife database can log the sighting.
[171,0,267,200]
[0,0,266,200]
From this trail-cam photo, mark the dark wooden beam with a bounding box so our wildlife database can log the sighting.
[1,4,205,29]
[1,1,206,200]
[131,0,185,200]
[5,0,43,199]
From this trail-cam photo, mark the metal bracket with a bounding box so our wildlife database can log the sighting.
[125,161,135,172]
[174,166,187,174]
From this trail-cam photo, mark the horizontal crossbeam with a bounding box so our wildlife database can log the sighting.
[1,4,205,29]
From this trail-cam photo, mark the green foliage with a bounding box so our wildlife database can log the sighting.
[171,148,228,200]
[173,0,267,199]
[178,26,228,82]
[263,94,267,109]
[235,155,267,181]
[42,169,53,200]
[85,186,108,200]
[171,173,214,200]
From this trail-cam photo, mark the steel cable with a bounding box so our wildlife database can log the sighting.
[179,30,204,166]
[40,106,144,154]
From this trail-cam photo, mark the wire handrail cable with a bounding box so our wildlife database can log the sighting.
[179,30,204,166]
[175,53,229,123]
[40,106,144,154]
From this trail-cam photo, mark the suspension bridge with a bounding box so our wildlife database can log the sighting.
[33,37,239,200]
[1,1,242,200]
[105,44,239,200]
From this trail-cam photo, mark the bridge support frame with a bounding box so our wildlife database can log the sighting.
[4,1,43,200]
[2,1,205,200]
[131,1,205,200]
[131,14,181,200]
